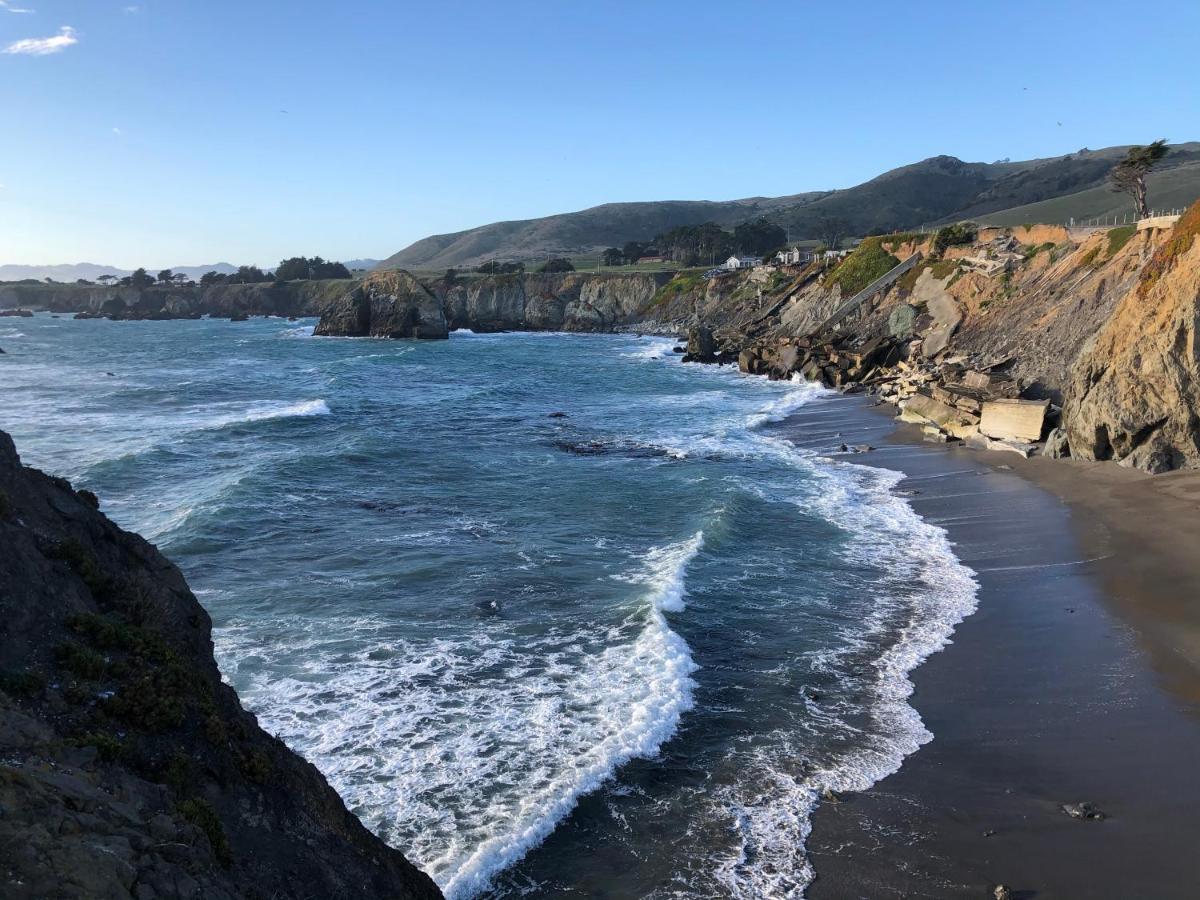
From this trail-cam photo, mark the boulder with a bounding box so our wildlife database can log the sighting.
[888,303,917,339]
[685,325,717,362]
[900,392,967,430]
[980,398,1049,442]
[738,348,760,374]
[774,344,800,375]
[1042,427,1070,458]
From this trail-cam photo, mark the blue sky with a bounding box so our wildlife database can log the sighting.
[2,0,1197,268]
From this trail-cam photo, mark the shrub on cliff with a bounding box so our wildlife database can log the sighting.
[932,223,977,255]
[1137,199,1200,297]
[825,237,900,296]
[538,257,575,273]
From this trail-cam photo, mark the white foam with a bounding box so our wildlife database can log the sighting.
[700,396,978,897]
[207,398,330,428]
[622,338,678,361]
[216,533,702,899]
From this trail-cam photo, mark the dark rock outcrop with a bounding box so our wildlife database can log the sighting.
[0,430,441,899]
[1,280,355,321]
[683,325,717,362]
[314,271,447,338]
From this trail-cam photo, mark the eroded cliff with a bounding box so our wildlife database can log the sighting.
[1064,204,1200,471]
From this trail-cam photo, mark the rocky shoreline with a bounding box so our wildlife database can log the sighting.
[18,201,1200,475]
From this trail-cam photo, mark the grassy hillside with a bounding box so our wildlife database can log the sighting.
[966,161,1200,227]
[380,143,1200,270]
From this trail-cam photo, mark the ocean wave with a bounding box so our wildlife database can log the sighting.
[704,404,978,897]
[621,338,678,361]
[279,324,316,338]
[215,532,703,899]
[206,398,330,429]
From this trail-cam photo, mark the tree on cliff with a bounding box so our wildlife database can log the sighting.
[121,268,155,289]
[157,269,174,284]
[733,217,787,256]
[538,257,575,273]
[199,271,225,287]
[226,265,271,284]
[275,256,353,281]
[622,241,648,264]
[602,247,624,266]
[815,214,848,252]
[1109,140,1169,219]
[653,223,732,265]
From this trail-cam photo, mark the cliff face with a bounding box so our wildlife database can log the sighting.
[1064,206,1200,471]
[685,211,1200,473]
[0,280,355,320]
[0,431,442,899]
[313,270,447,338]
[435,271,671,332]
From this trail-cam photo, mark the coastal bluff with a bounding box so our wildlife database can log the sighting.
[0,430,442,899]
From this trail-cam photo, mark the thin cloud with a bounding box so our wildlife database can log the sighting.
[123,5,139,13]
[0,1,36,13]
[111,127,122,136]
[3,25,77,55]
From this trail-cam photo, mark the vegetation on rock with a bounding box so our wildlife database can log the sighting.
[1138,198,1200,297]
[933,222,978,255]
[826,237,901,296]
[537,257,576,273]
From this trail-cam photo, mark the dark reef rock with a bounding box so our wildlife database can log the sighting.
[0,429,441,900]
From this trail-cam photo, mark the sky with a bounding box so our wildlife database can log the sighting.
[1,1,1198,269]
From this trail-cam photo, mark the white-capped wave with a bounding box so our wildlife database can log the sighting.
[216,533,702,899]
[208,398,330,428]
[622,337,678,361]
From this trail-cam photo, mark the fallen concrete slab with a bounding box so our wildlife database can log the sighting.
[980,398,1049,442]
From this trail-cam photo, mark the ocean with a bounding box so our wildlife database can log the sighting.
[1,314,977,898]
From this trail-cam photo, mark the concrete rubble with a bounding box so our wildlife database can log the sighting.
[736,331,1057,458]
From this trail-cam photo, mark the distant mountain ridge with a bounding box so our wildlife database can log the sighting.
[0,262,239,283]
[381,142,1200,270]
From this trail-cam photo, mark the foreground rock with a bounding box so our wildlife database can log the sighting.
[315,270,448,338]
[0,430,441,899]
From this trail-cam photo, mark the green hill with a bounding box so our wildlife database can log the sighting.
[380,143,1200,270]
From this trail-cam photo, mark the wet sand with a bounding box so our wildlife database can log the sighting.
[778,395,1200,899]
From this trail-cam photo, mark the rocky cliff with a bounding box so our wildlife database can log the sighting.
[667,208,1200,473]
[0,279,355,320]
[436,271,671,332]
[1064,204,1200,471]
[0,430,442,899]
[313,270,448,338]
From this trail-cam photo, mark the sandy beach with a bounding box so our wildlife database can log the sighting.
[779,394,1200,899]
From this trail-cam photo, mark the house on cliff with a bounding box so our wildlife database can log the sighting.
[724,255,761,270]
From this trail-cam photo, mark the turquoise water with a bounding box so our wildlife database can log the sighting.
[1,315,976,898]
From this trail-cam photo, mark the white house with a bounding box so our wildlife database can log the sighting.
[724,255,760,271]
[775,247,812,266]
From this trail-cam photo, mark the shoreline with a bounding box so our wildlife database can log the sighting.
[786,393,1200,898]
